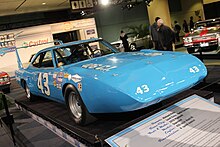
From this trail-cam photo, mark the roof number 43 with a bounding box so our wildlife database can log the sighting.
[189,66,200,73]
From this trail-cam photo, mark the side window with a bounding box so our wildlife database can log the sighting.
[55,45,90,66]
[32,54,41,67]
[32,51,54,68]
[54,48,71,67]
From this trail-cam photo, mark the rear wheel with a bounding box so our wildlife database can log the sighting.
[65,85,96,125]
[25,82,35,101]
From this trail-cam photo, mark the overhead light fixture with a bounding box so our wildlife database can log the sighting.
[80,11,87,16]
[100,0,109,6]
[42,2,46,5]
[145,0,152,6]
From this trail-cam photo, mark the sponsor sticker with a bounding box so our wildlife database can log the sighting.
[82,63,117,72]
[53,72,63,89]
[77,83,82,91]
[64,73,69,78]
[68,74,82,83]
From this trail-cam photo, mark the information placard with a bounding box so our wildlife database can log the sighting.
[106,95,220,147]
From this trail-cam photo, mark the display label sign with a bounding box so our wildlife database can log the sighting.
[106,94,220,147]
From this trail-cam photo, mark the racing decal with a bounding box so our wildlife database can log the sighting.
[77,83,82,92]
[64,73,69,79]
[189,66,200,73]
[82,63,102,69]
[132,52,163,57]
[52,72,63,89]
[199,28,208,36]
[37,73,50,96]
[68,74,82,83]
[135,84,150,95]
[82,63,117,72]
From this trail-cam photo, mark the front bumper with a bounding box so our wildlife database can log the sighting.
[184,40,218,52]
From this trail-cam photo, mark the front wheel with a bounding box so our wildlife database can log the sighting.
[65,85,96,125]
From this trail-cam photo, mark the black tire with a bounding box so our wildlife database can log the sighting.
[64,85,96,125]
[25,82,35,101]
[187,47,195,54]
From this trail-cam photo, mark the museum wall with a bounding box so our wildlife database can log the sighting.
[94,3,149,43]
[147,0,172,28]
[0,18,97,76]
[170,0,204,33]
[203,1,220,19]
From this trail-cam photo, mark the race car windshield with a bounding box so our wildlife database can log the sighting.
[54,40,118,66]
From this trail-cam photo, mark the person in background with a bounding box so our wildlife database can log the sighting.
[182,20,189,33]
[120,30,130,52]
[198,16,202,21]
[150,17,161,50]
[157,19,175,51]
[174,20,181,42]
[189,16,194,31]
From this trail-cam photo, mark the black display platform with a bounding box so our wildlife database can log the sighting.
[14,89,213,146]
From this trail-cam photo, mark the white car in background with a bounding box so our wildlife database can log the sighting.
[111,35,153,52]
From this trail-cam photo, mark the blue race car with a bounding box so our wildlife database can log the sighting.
[15,38,207,125]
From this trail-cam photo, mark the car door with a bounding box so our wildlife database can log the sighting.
[29,50,57,100]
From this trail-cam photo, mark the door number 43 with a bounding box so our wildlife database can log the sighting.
[37,73,50,96]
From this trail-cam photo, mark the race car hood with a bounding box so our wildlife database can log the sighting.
[67,50,207,104]
[186,26,220,37]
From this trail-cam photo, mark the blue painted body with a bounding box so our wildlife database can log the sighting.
[15,38,207,113]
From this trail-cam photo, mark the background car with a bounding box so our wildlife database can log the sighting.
[111,35,153,52]
[183,18,220,54]
[15,38,207,125]
[0,71,11,93]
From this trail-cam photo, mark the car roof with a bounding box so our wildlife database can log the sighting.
[39,38,103,53]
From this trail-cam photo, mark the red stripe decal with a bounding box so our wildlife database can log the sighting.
[200,28,208,36]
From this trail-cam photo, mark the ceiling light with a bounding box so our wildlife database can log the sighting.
[100,0,109,6]
[80,11,87,16]
[42,2,46,5]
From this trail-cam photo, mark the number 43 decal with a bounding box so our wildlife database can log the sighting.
[189,66,200,73]
[136,85,150,95]
[37,73,50,96]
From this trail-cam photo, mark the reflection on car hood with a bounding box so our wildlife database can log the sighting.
[66,50,206,82]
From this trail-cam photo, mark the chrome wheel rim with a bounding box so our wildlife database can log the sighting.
[68,92,82,119]
[25,84,31,99]
[130,45,136,51]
